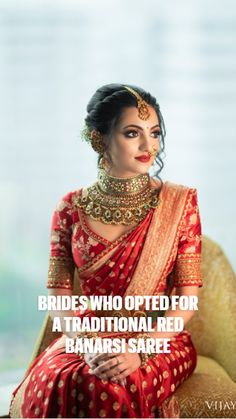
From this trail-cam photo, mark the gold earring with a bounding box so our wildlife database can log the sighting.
[81,126,105,155]
[98,156,112,172]
[98,157,107,170]
[90,129,105,154]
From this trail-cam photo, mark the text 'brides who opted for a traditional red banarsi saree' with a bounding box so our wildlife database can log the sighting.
[10,179,202,418]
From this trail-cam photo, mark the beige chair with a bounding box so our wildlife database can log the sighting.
[26,236,236,418]
[175,236,236,418]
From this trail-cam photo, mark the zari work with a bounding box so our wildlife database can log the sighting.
[10,180,202,418]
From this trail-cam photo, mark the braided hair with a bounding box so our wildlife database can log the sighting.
[84,83,166,182]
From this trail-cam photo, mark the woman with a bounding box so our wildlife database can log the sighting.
[10,83,202,418]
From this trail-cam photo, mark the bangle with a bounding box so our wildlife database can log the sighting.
[73,332,98,360]
[73,331,98,345]
[136,333,155,367]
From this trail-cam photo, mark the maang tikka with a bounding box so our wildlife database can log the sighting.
[123,85,151,120]
[81,86,151,154]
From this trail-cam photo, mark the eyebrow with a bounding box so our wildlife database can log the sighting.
[122,124,161,130]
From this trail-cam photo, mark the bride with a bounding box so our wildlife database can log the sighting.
[10,83,202,418]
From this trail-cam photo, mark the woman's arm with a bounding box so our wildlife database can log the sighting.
[46,193,77,340]
[48,288,76,338]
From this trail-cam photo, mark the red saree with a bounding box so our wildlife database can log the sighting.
[10,180,202,418]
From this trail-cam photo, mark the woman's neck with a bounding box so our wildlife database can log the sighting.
[97,168,150,195]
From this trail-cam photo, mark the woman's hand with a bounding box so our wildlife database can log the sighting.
[84,352,133,387]
[85,343,141,385]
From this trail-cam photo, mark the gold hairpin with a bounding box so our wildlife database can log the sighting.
[81,126,105,155]
[123,85,151,120]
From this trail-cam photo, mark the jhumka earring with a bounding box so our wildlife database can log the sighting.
[98,156,108,170]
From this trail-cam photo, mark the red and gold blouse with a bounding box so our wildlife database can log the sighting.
[46,181,202,295]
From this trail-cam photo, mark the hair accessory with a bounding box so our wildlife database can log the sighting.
[81,126,105,154]
[90,129,105,154]
[123,86,151,120]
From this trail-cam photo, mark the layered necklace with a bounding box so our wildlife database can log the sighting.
[74,169,161,225]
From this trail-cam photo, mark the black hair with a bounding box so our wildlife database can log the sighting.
[84,83,166,183]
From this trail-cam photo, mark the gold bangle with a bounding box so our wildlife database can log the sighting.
[136,333,155,367]
[73,331,98,345]
[139,352,150,367]
[73,332,98,359]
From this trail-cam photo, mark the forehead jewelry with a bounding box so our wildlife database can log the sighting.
[123,85,151,120]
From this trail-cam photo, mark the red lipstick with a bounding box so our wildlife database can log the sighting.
[135,155,151,163]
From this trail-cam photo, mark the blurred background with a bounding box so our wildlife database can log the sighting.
[1,0,236,413]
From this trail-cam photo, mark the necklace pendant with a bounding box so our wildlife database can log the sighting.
[113,209,122,221]
[74,172,162,225]
[94,206,101,215]
[104,209,112,221]
[85,201,94,212]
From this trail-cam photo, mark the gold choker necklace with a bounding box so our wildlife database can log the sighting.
[74,169,161,225]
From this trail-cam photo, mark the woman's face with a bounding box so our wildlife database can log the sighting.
[104,106,161,178]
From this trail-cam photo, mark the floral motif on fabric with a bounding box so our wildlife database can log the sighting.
[173,188,202,287]
[73,234,100,263]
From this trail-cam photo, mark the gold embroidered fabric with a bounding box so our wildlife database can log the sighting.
[171,188,203,289]
[46,192,75,290]
[11,236,236,419]
[9,373,32,418]
[124,181,190,296]
[47,256,75,290]
[173,253,202,287]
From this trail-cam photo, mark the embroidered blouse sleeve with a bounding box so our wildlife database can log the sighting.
[46,192,75,290]
[173,188,203,287]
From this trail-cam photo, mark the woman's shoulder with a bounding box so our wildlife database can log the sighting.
[150,178,197,194]
[164,180,197,194]
[54,187,83,210]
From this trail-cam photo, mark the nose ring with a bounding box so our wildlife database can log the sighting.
[149,147,158,157]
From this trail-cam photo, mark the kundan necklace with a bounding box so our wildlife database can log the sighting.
[74,169,161,225]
